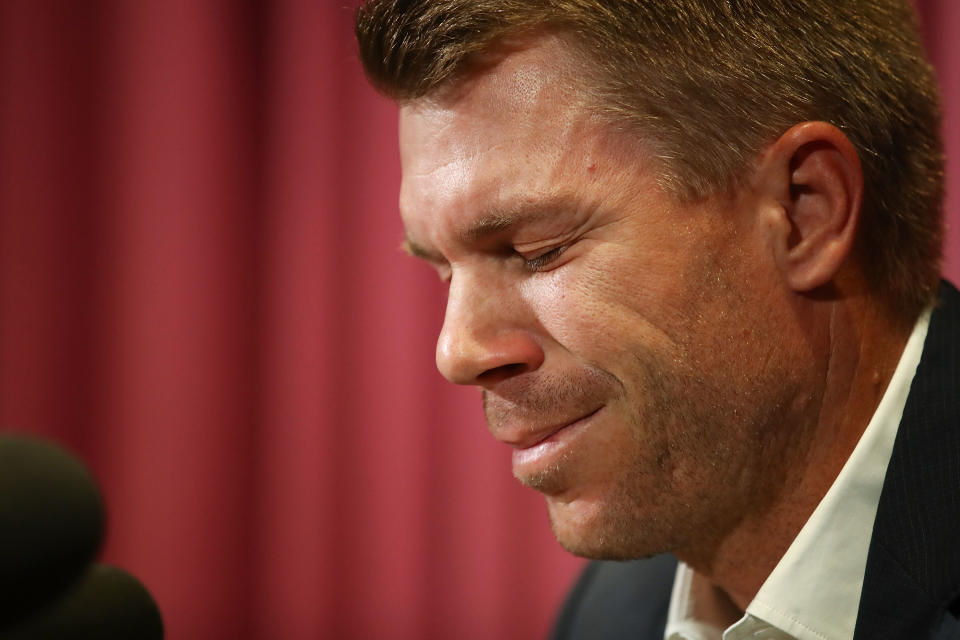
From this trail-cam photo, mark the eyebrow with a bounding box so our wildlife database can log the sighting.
[402,196,577,263]
[462,212,516,242]
[401,237,445,264]
[401,213,520,264]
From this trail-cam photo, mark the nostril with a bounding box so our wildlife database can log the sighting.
[477,362,530,384]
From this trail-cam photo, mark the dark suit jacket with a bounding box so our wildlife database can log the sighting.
[552,281,960,640]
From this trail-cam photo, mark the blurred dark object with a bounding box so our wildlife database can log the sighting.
[2,564,164,640]
[0,434,104,627]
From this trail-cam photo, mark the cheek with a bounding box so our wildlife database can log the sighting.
[520,267,623,355]
[522,250,697,358]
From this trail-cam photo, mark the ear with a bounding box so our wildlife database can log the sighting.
[753,121,863,292]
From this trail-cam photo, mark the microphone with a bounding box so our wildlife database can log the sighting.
[2,564,164,640]
[0,434,105,627]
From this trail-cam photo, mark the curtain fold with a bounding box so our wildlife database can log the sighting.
[0,2,955,638]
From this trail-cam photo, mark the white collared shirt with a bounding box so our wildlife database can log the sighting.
[665,310,932,640]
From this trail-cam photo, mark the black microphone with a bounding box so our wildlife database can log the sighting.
[2,563,164,640]
[0,434,105,627]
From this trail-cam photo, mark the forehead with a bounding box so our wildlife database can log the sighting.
[397,36,609,237]
[399,37,589,160]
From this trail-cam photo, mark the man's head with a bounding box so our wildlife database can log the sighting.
[358,0,944,317]
[355,1,945,565]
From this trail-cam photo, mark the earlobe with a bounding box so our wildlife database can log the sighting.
[756,122,864,293]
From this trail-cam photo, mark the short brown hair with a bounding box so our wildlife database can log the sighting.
[356,0,945,317]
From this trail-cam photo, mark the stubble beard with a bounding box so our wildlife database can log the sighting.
[483,367,621,496]
[488,342,800,564]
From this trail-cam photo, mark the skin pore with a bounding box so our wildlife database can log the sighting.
[397,34,910,610]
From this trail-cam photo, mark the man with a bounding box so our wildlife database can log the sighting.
[355,2,958,638]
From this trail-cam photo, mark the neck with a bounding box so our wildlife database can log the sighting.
[676,291,914,610]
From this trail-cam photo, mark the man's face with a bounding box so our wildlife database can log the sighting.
[398,36,812,560]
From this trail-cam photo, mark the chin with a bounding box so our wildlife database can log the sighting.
[545,493,672,561]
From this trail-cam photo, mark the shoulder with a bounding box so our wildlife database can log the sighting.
[854,279,960,639]
[551,554,677,640]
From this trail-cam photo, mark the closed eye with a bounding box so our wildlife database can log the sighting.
[521,245,569,271]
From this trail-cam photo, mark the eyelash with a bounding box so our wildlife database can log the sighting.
[521,245,568,271]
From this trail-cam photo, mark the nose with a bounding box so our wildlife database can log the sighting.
[435,271,544,386]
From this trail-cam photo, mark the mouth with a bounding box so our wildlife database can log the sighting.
[492,406,602,448]
[508,407,603,477]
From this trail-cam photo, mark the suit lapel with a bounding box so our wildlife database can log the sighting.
[854,281,960,639]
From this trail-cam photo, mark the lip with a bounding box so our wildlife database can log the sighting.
[509,407,602,476]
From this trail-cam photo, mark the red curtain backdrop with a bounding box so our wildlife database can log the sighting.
[0,2,956,639]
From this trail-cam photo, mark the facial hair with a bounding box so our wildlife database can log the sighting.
[483,333,806,563]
